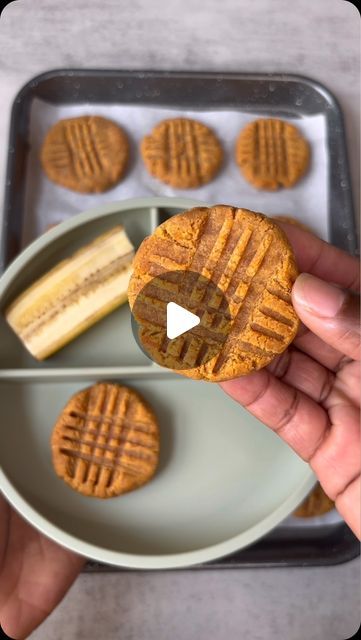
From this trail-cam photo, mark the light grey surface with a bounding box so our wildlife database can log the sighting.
[0,1,359,639]
[29,566,361,640]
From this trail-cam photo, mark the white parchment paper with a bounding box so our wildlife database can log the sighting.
[23,99,329,245]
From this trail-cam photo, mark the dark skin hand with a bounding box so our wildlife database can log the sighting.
[0,495,84,639]
[221,223,360,539]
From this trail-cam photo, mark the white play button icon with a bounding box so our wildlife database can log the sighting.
[166,302,200,340]
[131,268,231,371]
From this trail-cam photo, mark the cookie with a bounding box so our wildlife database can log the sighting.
[128,205,299,382]
[141,118,223,188]
[272,215,314,234]
[293,483,335,517]
[45,222,60,232]
[40,116,129,193]
[235,119,310,190]
[51,383,159,498]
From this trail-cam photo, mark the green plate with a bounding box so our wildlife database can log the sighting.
[0,197,315,569]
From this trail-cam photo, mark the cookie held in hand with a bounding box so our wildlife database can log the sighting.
[128,205,299,382]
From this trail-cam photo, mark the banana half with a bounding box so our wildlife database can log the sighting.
[6,226,134,360]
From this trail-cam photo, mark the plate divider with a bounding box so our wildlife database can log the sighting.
[0,364,178,382]
[150,206,160,231]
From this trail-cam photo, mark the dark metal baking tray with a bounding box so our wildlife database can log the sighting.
[1,69,359,570]
[84,523,358,571]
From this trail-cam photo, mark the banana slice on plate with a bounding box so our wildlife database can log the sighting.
[5,226,134,360]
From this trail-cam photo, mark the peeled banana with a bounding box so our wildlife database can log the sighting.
[6,226,134,360]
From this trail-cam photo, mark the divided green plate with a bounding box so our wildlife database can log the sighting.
[0,197,315,569]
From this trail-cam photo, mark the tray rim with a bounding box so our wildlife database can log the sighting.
[0,70,358,568]
[6,67,353,111]
[83,520,360,570]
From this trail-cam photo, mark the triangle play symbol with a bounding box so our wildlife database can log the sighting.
[166,302,200,340]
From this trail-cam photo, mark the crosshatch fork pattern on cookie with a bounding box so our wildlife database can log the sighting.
[52,384,159,497]
[134,208,298,374]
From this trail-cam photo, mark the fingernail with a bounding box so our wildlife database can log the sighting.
[293,273,346,317]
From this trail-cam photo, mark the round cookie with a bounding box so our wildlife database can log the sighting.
[51,383,159,498]
[235,118,310,190]
[272,215,315,234]
[128,205,300,382]
[141,117,223,188]
[41,116,129,193]
[293,483,335,517]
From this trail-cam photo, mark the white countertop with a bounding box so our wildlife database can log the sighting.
[0,1,359,639]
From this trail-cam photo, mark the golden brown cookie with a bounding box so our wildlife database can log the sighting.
[51,383,160,498]
[272,215,314,234]
[235,119,310,190]
[128,205,299,382]
[41,116,129,193]
[293,483,335,517]
[141,118,223,188]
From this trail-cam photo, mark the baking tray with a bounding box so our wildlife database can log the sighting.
[1,69,358,270]
[0,69,359,569]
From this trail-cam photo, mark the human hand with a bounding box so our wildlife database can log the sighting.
[221,223,360,539]
[0,494,84,639]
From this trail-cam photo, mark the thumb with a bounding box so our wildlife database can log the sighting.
[292,273,360,361]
